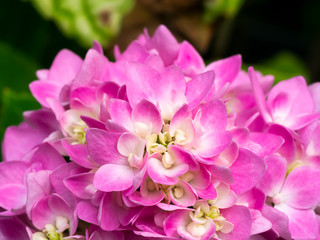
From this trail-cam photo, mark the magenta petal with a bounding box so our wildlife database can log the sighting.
[86,129,126,165]
[26,170,51,217]
[257,155,286,197]
[168,145,198,171]
[164,210,189,237]
[31,195,64,231]
[0,161,29,185]
[276,203,318,239]
[129,190,165,206]
[261,205,291,240]
[64,172,95,199]
[76,201,99,225]
[29,81,61,107]
[268,124,296,163]
[31,143,65,170]
[0,184,26,211]
[62,141,96,169]
[230,148,266,195]
[0,217,29,240]
[2,122,48,161]
[281,166,320,209]
[219,205,252,240]
[249,132,284,158]
[99,193,120,231]
[93,164,134,192]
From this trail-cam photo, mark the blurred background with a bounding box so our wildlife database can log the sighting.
[0,0,319,140]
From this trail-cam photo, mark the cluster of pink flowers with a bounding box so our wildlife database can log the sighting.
[1,25,320,240]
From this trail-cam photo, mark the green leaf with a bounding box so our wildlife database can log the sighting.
[243,52,310,84]
[0,42,39,91]
[0,88,40,140]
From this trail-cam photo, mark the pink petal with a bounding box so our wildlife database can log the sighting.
[47,49,82,85]
[251,210,272,235]
[268,124,296,163]
[248,67,272,122]
[257,155,287,197]
[76,200,99,225]
[125,62,160,107]
[147,156,186,185]
[275,203,318,239]
[174,41,205,77]
[0,184,26,211]
[219,205,252,240]
[31,143,66,170]
[261,205,291,240]
[62,141,97,169]
[109,99,133,131]
[29,81,61,107]
[117,133,145,158]
[99,193,120,231]
[93,164,134,192]
[132,99,163,135]
[206,54,241,96]
[281,166,320,209]
[145,25,180,66]
[230,148,266,195]
[64,173,95,199]
[169,181,197,207]
[86,129,126,165]
[185,71,215,110]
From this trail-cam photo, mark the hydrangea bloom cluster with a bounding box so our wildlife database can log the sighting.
[1,25,320,240]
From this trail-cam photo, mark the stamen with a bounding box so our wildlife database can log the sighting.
[187,222,206,237]
[173,187,184,199]
[162,152,174,168]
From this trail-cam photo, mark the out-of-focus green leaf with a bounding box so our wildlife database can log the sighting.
[204,0,245,23]
[243,52,309,84]
[0,88,40,137]
[30,0,134,48]
[0,42,38,91]
[0,41,40,140]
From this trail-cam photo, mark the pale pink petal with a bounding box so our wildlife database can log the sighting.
[169,181,197,207]
[93,164,134,192]
[281,166,320,209]
[132,99,163,136]
[117,132,145,158]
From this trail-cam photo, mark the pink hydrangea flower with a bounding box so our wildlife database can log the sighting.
[1,25,320,240]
